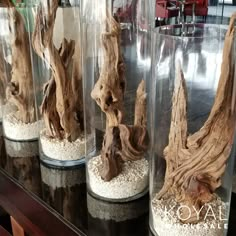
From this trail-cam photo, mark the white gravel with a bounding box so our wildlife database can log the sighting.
[88,155,149,200]
[4,138,39,158]
[40,164,86,190]
[40,129,95,161]
[151,194,228,236]
[3,112,43,141]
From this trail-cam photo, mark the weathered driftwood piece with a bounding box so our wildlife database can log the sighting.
[91,14,149,181]
[158,14,236,224]
[3,0,35,123]
[91,13,126,128]
[100,124,149,181]
[32,0,83,141]
[134,80,147,127]
[72,42,84,132]
[0,46,6,104]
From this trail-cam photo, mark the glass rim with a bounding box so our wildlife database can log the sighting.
[152,23,229,39]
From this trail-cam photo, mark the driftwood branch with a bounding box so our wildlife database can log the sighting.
[134,79,147,127]
[91,13,126,128]
[33,0,83,141]
[0,45,6,104]
[91,13,149,181]
[3,0,35,123]
[158,14,236,224]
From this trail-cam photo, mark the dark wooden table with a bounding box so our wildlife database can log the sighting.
[0,135,235,236]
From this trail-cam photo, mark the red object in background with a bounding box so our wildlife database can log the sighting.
[115,0,138,23]
[184,0,208,20]
[156,0,179,19]
[116,3,133,22]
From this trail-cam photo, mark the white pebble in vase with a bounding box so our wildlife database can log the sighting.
[88,155,149,201]
[40,129,95,161]
[3,112,44,141]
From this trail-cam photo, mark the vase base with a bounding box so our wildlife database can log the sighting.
[88,155,149,202]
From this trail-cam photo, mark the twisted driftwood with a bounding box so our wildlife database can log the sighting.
[32,0,83,141]
[91,14,149,181]
[91,13,126,128]
[0,45,6,105]
[158,14,236,224]
[3,0,35,123]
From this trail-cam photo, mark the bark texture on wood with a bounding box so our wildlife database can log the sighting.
[3,0,35,123]
[91,13,126,128]
[100,123,149,181]
[0,46,6,104]
[91,14,149,181]
[95,48,149,180]
[158,15,236,224]
[33,0,83,141]
[134,80,147,127]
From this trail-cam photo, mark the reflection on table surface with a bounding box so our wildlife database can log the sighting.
[0,125,236,235]
[40,162,88,233]
[87,193,149,236]
[0,127,150,235]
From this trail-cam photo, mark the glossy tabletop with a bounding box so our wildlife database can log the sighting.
[0,128,236,236]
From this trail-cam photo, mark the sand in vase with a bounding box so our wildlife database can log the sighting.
[40,129,95,165]
[87,193,149,236]
[88,155,149,201]
[40,163,88,231]
[3,112,43,141]
[4,138,42,196]
[88,128,149,201]
[151,192,229,236]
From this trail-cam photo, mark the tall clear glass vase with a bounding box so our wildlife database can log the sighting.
[0,22,7,169]
[149,18,236,236]
[28,0,92,167]
[82,0,155,202]
[0,2,41,142]
[0,2,42,195]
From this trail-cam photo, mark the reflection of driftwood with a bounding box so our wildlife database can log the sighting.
[41,166,87,230]
[158,15,236,224]
[87,193,149,236]
[134,80,147,127]
[91,14,149,181]
[3,0,35,123]
[32,0,83,141]
[6,147,41,196]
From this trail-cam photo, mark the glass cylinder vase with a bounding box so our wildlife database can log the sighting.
[29,0,93,167]
[149,19,236,236]
[0,2,42,184]
[0,34,7,169]
[0,2,42,142]
[82,0,155,202]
